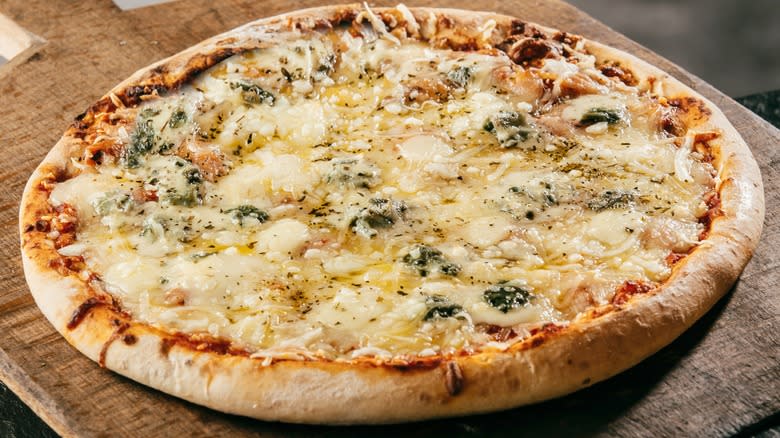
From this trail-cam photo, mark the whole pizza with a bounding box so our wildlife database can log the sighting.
[19,4,764,424]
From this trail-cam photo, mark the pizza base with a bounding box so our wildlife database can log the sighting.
[19,5,764,424]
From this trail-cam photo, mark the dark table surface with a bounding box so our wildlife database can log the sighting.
[2,91,778,438]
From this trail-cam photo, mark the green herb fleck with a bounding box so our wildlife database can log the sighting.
[484,111,536,148]
[587,190,636,210]
[423,295,464,321]
[169,109,187,128]
[184,168,203,184]
[326,158,380,189]
[350,198,408,238]
[158,142,174,153]
[140,215,167,239]
[93,192,133,216]
[483,282,531,313]
[139,108,160,119]
[579,108,621,126]
[316,53,336,74]
[402,244,460,277]
[123,119,156,168]
[225,205,269,226]
[447,65,473,88]
[166,190,200,207]
[191,251,216,261]
[231,82,276,106]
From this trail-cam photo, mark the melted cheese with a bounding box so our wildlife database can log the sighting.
[51,25,716,360]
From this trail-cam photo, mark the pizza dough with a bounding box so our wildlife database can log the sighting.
[19,4,764,424]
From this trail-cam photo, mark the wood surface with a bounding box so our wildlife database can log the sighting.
[0,0,777,436]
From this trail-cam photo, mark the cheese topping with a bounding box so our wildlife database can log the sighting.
[51,23,716,360]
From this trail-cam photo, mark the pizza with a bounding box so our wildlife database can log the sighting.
[19,4,764,424]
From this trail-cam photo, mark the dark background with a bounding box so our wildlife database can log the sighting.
[568,0,780,97]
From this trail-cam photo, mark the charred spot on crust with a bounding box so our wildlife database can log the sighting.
[667,96,706,113]
[510,19,526,35]
[158,332,249,358]
[122,334,138,345]
[437,14,455,29]
[694,131,720,143]
[160,338,176,358]
[99,322,131,367]
[331,9,359,27]
[85,96,119,120]
[599,62,638,86]
[65,294,128,331]
[66,297,106,330]
[71,97,124,137]
[35,166,69,188]
[123,83,167,101]
[660,106,687,137]
[310,18,335,32]
[191,337,235,355]
[552,31,582,46]
[72,111,89,130]
[48,256,85,276]
[34,219,50,232]
[444,361,464,396]
[690,132,720,163]
[150,64,168,76]
[503,37,559,67]
[667,96,712,123]
[376,10,397,28]
[168,48,240,91]
[444,40,480,52]
[502,23,548,40]
[662,98,720,138]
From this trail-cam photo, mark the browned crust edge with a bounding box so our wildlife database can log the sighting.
[18,4,764,424]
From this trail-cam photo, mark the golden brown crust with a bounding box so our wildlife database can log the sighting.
[19,4,764,424]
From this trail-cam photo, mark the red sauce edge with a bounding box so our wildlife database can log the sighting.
[611,280,655,306]
[66,297,106,330]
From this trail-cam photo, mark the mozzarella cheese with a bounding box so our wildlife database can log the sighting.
[52,26,716,360]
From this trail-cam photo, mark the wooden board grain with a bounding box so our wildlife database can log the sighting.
[0,1,777,436]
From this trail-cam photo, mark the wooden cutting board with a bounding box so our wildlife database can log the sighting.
[0,1,777,436]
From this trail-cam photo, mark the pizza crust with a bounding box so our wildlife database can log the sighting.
[19,5,764,424]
